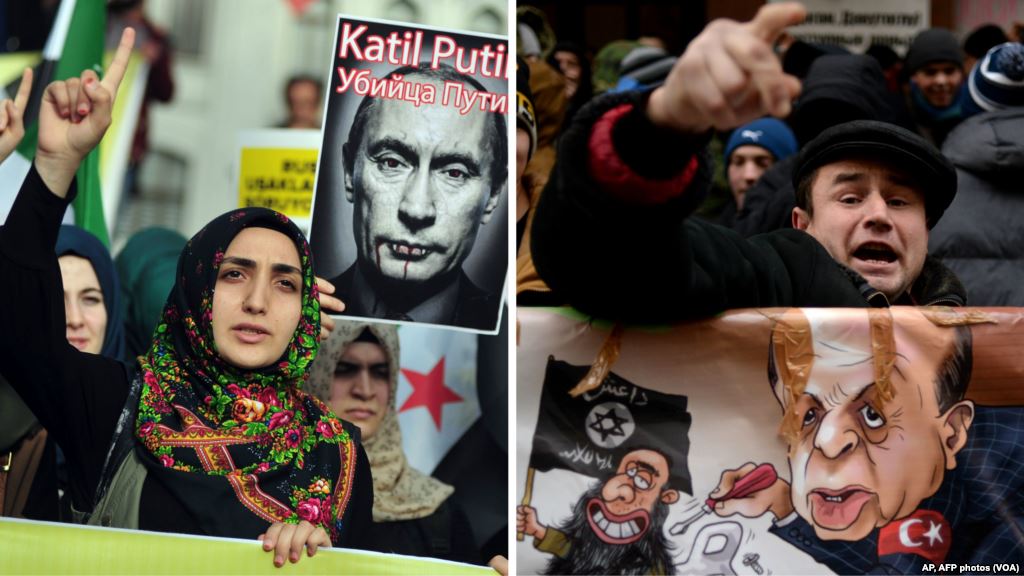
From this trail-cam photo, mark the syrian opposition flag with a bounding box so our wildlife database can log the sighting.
[528,356,694,495]
[395,325,480,474]
[8,0,109,244]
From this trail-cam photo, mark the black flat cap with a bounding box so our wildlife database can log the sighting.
[793,120,957,228]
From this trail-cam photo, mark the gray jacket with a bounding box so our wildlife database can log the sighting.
[929,109,1024,305]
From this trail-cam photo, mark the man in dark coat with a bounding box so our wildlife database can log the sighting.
[531,3,965,325]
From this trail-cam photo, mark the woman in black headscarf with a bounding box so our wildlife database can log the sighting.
[0,30,370,567]
[56,225,127,360]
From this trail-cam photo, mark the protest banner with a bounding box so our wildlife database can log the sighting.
[235,129,320,236]
[779,0,929,55]
[0,517,490,574]
[517,307,1024,574]
[308,15,508,334]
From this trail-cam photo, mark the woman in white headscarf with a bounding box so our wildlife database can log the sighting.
[307,321,480,563]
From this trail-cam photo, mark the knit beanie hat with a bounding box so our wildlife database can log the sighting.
[516,57,537,160]
[964,24,1008,60]
[614,46,677,91]
[592,40,641,93]
[905,28,963,74]
[724,118,799,163]
[967,42,1024,111]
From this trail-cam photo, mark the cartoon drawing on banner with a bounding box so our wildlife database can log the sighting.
[517,357,692,575]
[702,308,1024,573]
[518,307,1024,574]
[675,521,743,575]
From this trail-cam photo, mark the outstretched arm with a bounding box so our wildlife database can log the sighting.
[531,4,810,323]
[35,27,135,195]
[0,28,137,512]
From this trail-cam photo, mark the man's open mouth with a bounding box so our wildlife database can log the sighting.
[852,243,898,266]
[809,486,874,531]
[585,498,649,545]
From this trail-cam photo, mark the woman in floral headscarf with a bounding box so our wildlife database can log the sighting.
[0,31,370,568]
[307,321,480,563]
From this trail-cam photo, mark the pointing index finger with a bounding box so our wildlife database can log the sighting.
[14,68,33,111]
[101,27,136,93]
[744,2,806,44]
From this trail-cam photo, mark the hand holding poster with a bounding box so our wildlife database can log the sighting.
[310,17,508,335]
[0,517,491,574]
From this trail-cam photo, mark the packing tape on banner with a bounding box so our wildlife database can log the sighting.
[0,517,492,575]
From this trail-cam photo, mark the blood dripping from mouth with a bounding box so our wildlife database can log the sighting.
[374,240,411,278]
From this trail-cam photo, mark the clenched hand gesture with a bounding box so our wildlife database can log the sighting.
[36,27,135,196]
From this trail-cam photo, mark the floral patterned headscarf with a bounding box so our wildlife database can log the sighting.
[133,208,359,543]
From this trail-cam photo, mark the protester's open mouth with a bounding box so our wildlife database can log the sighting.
[809,486,874,530]
[852,243,898,267]
[585,498,649,545]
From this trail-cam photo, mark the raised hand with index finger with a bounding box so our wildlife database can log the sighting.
[0,68,34,165]
[647,2,806,135]
[35,27,136,197]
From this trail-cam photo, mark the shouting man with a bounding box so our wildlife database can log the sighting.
[531,3,966,325]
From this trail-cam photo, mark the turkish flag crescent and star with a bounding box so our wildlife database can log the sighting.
[877,509,952,565]
[528,356,694,494]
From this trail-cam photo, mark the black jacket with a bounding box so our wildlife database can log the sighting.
[531,90,965,325]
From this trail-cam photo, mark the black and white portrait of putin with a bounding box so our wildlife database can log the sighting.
[316,63,507,332]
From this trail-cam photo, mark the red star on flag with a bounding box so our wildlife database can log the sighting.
[399,358,463,430]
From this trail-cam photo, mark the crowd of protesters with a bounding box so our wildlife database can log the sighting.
[518,3,1024,314]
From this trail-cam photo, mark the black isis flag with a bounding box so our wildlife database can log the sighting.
[528,356,693,494]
